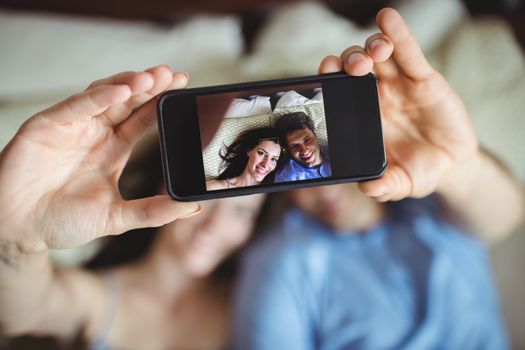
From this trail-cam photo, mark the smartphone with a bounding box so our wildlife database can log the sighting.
[158,72,386,201]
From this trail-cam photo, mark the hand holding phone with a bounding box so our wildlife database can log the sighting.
[319,8,478,202]
[0,67,200,254]
[158,72,386,201]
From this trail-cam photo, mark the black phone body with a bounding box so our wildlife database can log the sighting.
[158,72,386,201]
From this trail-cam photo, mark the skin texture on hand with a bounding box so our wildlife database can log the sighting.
[318,8,478,202]
[0,65,201,254]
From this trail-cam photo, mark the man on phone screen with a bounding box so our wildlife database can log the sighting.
[274,112,332,182]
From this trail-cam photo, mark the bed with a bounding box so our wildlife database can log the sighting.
[1,0,525,347]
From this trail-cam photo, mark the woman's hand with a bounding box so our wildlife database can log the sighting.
[319,8,478,202]
[0,65,200,254]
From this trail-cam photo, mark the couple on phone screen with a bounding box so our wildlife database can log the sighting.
[206,111,331,190]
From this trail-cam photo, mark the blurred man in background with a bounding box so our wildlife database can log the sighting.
[233,8,524,350]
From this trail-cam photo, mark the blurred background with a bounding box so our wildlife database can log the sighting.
[1,0,524,348]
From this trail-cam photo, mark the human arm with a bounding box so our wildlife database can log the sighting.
[318,8,525,240]
[0,253,105,338]
[0,66,201,337]
[437,147,525,241]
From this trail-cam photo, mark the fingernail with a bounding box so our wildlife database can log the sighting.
[179,204,202,219]
[346,52,366,66]
[172,72,189,86]
[369,39,387,51]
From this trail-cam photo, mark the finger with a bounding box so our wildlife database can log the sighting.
[164,71,190,91]
[121,65,177,118]
[115,72,189,146]
[87,71,154,95]
[40,84,131,123]
[318,55,343,74]
[371,58,399,82]
[100,66,175,126]
[365,33,394,63]
[106,195,202,235]
[358,164,413,202]
[376,8,434,81]
[340,46,374,76]
[365,33,397,81]
[144,65,180,97]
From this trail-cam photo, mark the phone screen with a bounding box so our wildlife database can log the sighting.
[158,73,385,200]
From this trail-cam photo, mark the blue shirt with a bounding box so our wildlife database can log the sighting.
[274,151,331,182]
[233,198,508,350]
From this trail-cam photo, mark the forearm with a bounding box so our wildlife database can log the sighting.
[0,246,54,334]
[437,147,525,242]
[0,244,98,338]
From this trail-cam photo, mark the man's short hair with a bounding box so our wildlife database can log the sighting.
[274,112,316,140]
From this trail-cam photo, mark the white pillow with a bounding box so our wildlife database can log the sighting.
[240,0,467,79]
[312,90,323,103]
[275,90,320,108]
[0,10,243,100]
[224,96,272,118]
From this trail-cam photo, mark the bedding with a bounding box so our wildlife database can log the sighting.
[1,3,524,346]
[224,96,272,118]
[0,10,243,100]
[202,90,327,180]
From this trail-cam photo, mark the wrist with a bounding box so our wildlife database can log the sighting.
[0,241,49,272]
[436,148,483,201]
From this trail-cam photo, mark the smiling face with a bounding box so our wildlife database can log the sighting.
[286,127,322,167]
[246,139,281,183]
[162,195,265,277]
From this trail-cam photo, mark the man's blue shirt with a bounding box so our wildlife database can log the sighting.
[233,197,508,350]
[274,150,331,182]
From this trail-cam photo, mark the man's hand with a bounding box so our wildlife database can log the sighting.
[319,8,478,202]
[0,65,200,254]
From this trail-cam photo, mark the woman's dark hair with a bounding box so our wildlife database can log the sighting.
[217,126,283,183]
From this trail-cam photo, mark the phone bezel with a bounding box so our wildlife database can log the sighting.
[158,72,386,201]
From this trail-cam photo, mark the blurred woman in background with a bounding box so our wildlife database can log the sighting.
[82,139,268,350]
[0,66,271,350]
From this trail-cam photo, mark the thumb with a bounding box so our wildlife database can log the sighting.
[358,165,413,202]
[106,195,201,235]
